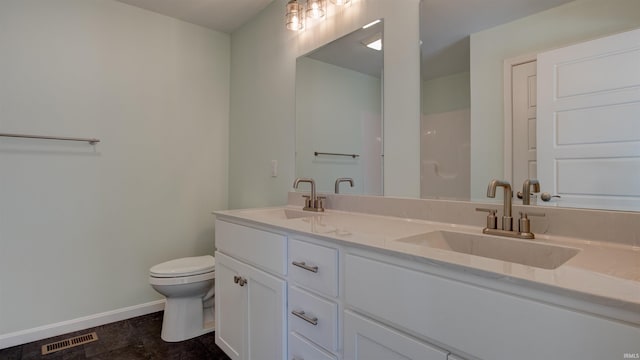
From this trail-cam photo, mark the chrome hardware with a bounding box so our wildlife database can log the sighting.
[486,179,513,231]
[233,275,247,286]
[475,208,497,229]
[484,179,543,239]
[294,178,325,212]
[291,310,318,326]
[541,192,561,201]
[518,211,546,238]
[335,177,354,194]
[521,179,540,205]
[292,261,319,273]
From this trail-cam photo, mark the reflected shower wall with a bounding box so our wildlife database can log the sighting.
[421,72,470,199]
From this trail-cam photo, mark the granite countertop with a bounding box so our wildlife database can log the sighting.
[214,206,640,322]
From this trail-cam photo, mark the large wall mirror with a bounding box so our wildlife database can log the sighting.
[295,20,384,195]
[420,0,640,211]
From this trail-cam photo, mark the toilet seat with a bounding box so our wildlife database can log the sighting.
[149,270,215,286]
[150,255,215,278]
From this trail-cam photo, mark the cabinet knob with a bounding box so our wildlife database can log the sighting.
[238,277,247,287]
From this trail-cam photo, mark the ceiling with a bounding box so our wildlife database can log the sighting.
[114,0,275,33]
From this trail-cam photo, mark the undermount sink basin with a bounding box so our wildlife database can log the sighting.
[396,230,580,269]
[239,208,320,220]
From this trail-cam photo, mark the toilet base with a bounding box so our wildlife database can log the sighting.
[161,297,215,342]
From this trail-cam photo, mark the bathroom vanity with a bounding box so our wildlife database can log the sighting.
[213,204,640,360]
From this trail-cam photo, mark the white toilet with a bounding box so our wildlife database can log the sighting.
[149,255,215,342]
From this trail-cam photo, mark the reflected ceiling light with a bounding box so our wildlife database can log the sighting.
[306,0,326,19]
[286,0,304,31]
[330,0,351,5]
[362,33,382,51]
[362,19,381,29]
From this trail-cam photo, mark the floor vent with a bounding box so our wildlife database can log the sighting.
[41,332,98,355]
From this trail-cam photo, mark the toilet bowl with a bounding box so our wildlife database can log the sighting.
[149,255,215,342]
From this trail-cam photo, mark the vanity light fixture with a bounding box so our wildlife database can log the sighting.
[306,0,326,19]
[286,0,304,31]
[287,0,352,31]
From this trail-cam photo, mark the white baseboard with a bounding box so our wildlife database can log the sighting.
[0,300,165,350]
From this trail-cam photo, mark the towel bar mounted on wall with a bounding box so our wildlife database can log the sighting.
[0,133,100,145]
[314,151,359,159]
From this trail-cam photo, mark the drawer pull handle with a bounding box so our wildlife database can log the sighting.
[291,310,318,326]
[292,261,318,273]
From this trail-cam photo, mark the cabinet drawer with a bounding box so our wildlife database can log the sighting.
[289,238,338,297]
[215,219,286,275]
[289,286,338,351]
[289,332,337,360]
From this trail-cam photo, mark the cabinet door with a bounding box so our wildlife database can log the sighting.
[216,252,247,360]
[246,259,287,360]
[344,311,448,360]
[215,251,287,360]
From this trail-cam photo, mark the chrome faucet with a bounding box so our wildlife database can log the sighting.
[521,179,540,205]
[487,179,513,231]
[479,179,544,239]
[335,178,354,194]
[293,178,324,212]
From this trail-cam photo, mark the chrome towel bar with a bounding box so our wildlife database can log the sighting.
[314,151,359,158]
[0,133,100,145]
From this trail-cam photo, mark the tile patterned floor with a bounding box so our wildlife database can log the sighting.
[0,312,231,360]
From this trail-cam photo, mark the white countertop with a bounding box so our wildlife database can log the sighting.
[214,206,640,319]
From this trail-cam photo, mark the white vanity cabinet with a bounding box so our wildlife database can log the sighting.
[288,237,340,359]
[214,212,639,360]
[215,220,287,360]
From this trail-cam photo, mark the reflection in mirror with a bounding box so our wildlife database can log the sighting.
[295,20,383,195]
[420,0,640,211]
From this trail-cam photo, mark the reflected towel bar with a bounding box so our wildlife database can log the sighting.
[0,133,100,144]
[314,151,359,159]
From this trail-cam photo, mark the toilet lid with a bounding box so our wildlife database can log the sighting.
[150,255,215,278]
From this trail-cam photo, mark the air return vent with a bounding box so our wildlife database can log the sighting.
[41,332,98,355]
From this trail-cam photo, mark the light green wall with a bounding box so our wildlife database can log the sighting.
[229,0,421,208]
[470,0,640,199]
[0,0,229,335]
[422,72,470,115]
[296,57,381,194]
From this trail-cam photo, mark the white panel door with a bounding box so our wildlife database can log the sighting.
[215,252,287,360]
[246,258,286,360]
[537,27,640,209]
[512,60,537,189]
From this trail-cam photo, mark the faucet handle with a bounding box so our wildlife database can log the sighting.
[518,211,545,234]
[476,208,498,229]
[302,195,312,208]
